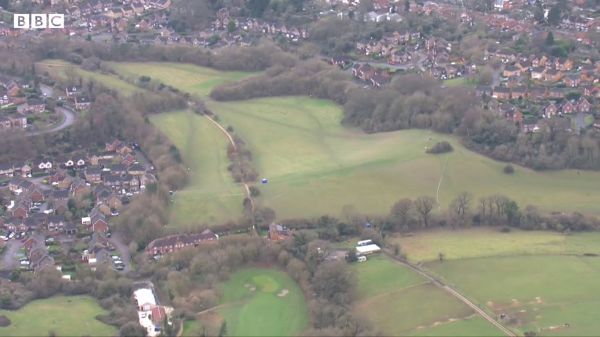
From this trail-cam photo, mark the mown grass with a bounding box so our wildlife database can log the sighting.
[351,255,499,336]
[36,59,139,96]
[107,62,255,97]
[215,268,308,336]
[392,228,600,263]
[150,110,243,226]
[111,62,600,224]
[429,255,600,336]
[0,296,116,337]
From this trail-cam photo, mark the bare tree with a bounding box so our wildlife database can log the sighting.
[448,192,472,228]
[389,198,414,231]
[414,196,436,228]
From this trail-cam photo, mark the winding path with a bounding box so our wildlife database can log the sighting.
[203,114,258,235]
[384,250,516,337]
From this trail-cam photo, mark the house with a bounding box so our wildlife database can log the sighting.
[352,63,376,81]
[329,56,352,69]
[511,86,527,100]
[492,87,510,100]
[268,223,292,241]
[0,163,14,177]
[74,96,92,111]
[134,288,157,311]
[90,208,109,233]
[47,215,66,231]
[502,65,521,78]
[561,101,576,114]
[145,229,219,256]
[530,67,545,80]
[371,73,391,88]
[563,75,581,88]
[128,163,146,176]
[84,167,103,184]
[544,103,559,118]
[34,159,53,172]
[577,97,592,113]
[544,70,563,83]
[23,98,45,114]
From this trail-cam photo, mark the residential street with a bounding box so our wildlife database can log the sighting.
[26,106,75,137]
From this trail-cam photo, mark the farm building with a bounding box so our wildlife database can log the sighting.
[356,243,381,256]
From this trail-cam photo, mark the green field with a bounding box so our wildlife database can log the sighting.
[394,228,600,263]
[351,255,501,336]
[429,255,600,336]
[106,62,600,224]
[108,62,255,97]
[150,110,243,226]
[212,268,308,336]
[37,59,139,96]
[0,296,116,337]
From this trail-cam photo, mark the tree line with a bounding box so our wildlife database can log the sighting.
[211,58,600,172]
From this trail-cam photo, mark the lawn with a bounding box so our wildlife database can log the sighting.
[150,110,243,227]
[428,255,600,336]
[443,77,475,87]
[213,97,600,220]
[110,62,600,223]
[36,59,139,96]
[107,62,255,97]
[0,296,116,337]
[213,268,308,336]
[392,228,600,263]
[351,255,500,336]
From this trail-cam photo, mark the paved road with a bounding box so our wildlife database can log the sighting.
[384,250,516,337]
[108,232,132,273]
[26,106,75,137]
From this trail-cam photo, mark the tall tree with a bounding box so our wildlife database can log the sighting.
[247,0,270,17]
[547,5,561,26]
[545,31,554,46]
[414,196,436,228]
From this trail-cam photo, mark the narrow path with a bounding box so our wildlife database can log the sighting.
[383,250,516,337]
[435,156,448,208]
[203,114,258,235]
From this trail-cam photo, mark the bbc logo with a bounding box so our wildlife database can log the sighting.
[14,14,64,29]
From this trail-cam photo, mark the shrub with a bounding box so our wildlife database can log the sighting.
[503,164,515,174]
[426,141,453,154]
[0,315,11,327]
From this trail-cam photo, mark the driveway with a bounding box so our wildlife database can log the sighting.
[108,232,132,272]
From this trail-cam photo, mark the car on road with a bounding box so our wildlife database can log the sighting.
[8,232,15,239]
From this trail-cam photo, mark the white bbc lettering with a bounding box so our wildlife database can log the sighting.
[14,14,29,29]
[31,14,47,29]
[13,14,64,29]
[48,14,64,28]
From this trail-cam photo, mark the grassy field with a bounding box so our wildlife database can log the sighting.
[210,268,308,336]
[0,296,116,337]
[150,110,243,226]
[108,62,255,97]
[109,62,600,223]
[393,228,600,262]
[214,97,600,219]
[351,255,500,336]
[429,255,600,336]
[36,59,139,96]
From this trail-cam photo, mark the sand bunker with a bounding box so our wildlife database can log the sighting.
[277,289,289,297]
